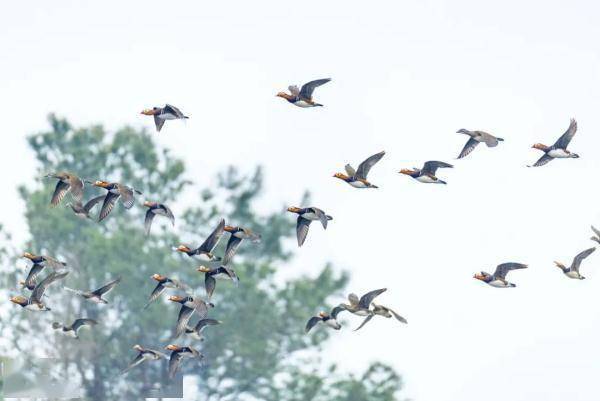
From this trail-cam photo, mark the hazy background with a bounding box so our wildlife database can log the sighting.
[2,1,600,400]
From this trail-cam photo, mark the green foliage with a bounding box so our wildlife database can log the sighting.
[1,115,404,401]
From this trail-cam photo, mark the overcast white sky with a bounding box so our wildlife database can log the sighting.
[2,1,600,400]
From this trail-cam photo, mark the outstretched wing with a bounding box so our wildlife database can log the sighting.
[83,195,105,213]
[387,307,408,324]
[197,218,225,253]
[344,164,356,177]
[305,316,322,333]
[493,263,528,280]
[143,283,166,309]
[144,209,156,236]
[164,104,185,118]
[571,247,596,272]
[24,263,44,290]
[93,277,122,296]
[118,186,136,209]
[288,85,300,97]
[68,175,84,203]
[311,208,329,229]
[174,305,196,338]
[299,78,331,100]
[194,318,221,332]
[121,353,146,375]
[222,235,243,265]
[358,288,387,309]
[330,305,347,319]
[354,314,374,331]
[154,115,166,132]
[356,151,385,180]
[168,352,184,378]
[296,217,312,247]
[552,118,577,149]
[529,154,553,167]
[204,274,216,299]
[50,180,70,207]
[421,161,453,175]
[98,192,120,222]
[72,318,97,332]
[458,137,479,159]
[31,271,69,303]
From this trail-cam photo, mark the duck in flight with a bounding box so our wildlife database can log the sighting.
[277,78,331,107]
[143,201,175,236]
[473,262,528,288]
[165,345,202,379]
[90,181,142,222]
[554,247,596,280]
[44,172,84,207]
[64,276,121,304]
[66,195,105,219]
[456,129,504,159]
[197,264,239,299]
[144,274,190,309]
[529,119,579,167]
[305,306,345,333]
[333,151,385,188]
[287,207,332,247]
[399,161,454,184]
[221,225,261,265]
[354,303,408,331]
[52,318,98,339]
[10,271,69,311]
[121,345,167,375]
[173,218,225,262]
[141,104,189,132]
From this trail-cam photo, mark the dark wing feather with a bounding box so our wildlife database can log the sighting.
[154,115,165,132]
[98,192,120,221]
[83,195,105,213]
[571,247,596,272]
[493,263,528,280]
[299,78,331,100]
[161,204,176,226]
[354,314,374,331]
[118,186,136,209]
[93,277,121,296]
[358,288,387,309]
[355,151,385,180]
[143,283,166,309]
[458,137,479,159]
[311,208,329,229]
[24,263,44,289]
[296,217,312,247]
[71,318,97,332]
[222,236,243,265]
[164,104,185,118]
[330,305,347,319]
[50,180,70,206]
[144,209,156,236]
[305,316,322,333]
[68,175,84,203]
[553,118,577,149]
[168,352,184,378]
[197,219,225,253]
[174,305,196,338]
[387,307,408,324]
[31,271,68,303]
[121,353,146,375]
[204,274,216,299]
[421,161,453,175]
[529,154,553,167]
[194,318,221,332]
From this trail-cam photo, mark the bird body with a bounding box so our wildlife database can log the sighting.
[169,295,214,338]
[64,277,121,304]
[52,318,97,339]
[121,345,167,375]
[456,129,504,159]
[473,263,528,288]
[221,225,261,265]
[287,206,332,247]
[185,318,222,341]
[143,201,175,235]
[67,195,105,219]
[141,104,189,132]
[277,78,331,107]
[305,306,345,333]
[144,274,190,309]
[91,180,142,221]
[197,265,239,299]
[529,119,579,167]
[399,161,453,185]
[45,172,84,206]
[165,344,202,378]
[174,218,225,261]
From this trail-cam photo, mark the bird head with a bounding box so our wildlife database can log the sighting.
[143,201,157,208]
[287,206,301,214]
[473,272,489,281]
[10,296,27,305]
[318,311,328,318]
[140,108,159,116]
[133,344,144,351]
[532,143,548,151]
[333,172,349,180]
[276,92,289,99]
[223,225,236,232]
[22,252,35,260]
[168,295,184,303]
[174,245,191,253]
[165,344,180,351]
[93,180,110,188]
[553,261,567,270]
[151,273,165,281]
[456,128,469,134]
[52,322,62,329]
[197,266,211,273]
[398,169,416,176]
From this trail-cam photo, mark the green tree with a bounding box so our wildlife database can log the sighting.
[0,115,404,401]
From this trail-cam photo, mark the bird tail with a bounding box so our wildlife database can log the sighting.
[370,184,379,188]
[314,103,324,107]
[497,137,505,141]
[571,153,580,158]
[439,180,447,185]
[509,283,516,288]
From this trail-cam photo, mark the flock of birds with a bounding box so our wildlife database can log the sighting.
[8,78,597,381]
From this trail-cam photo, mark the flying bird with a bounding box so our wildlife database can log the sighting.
[52,318,98,339]
[196,264,239,299]
[173,218,225,262]
[354,303,407,331]
[333,151,385,188]
[143,274,190,309]
[456,129,504,159]
[185,318,222,341]
[554,247,596,280]
[10,271,69,311]
[165,344,202,379]
[287,206,333,247]
[221,225,261,265]
[66,195,105,219]
[140,104,189,132]
[91,181,142,222]
[529,119,579,167]
[169,295,214,338]
[276,78,331,107]
[64,276,121,304]
[44,172,84,207]
[21,252,67,291]
[338,288,387,317]
[121,345,167,375]
[473,262,528,288]
[399,161,453,184]
[305,306,345,333]
[143,201,175,236]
